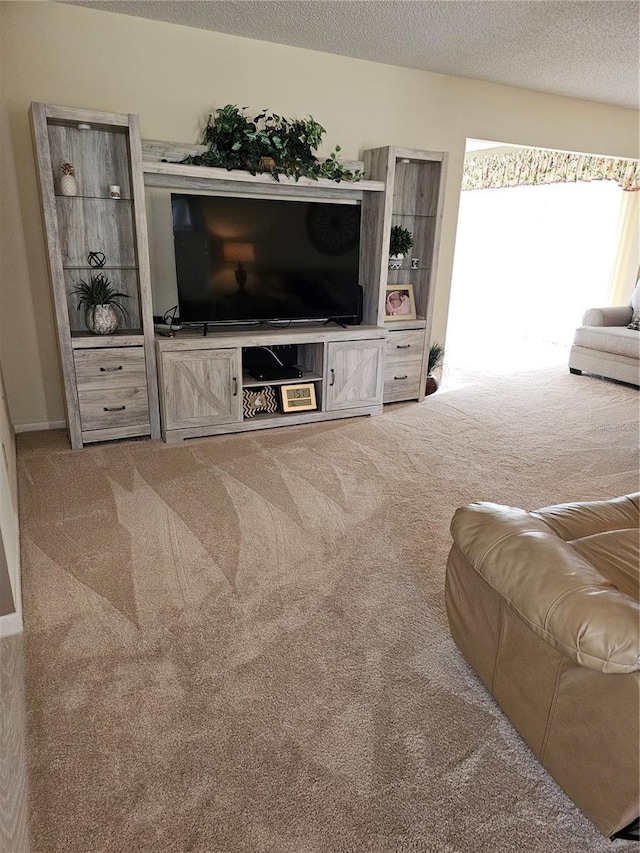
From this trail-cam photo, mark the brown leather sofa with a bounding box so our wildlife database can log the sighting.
[445,493,639,838]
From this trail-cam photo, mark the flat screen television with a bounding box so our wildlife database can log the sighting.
[171,193,362,326]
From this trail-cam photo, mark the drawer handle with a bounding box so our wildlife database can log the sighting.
[329,368,335,387]
[103,405,126,412]
[232,377,238,396]
[99,365,123,372]
[394,375,408,380]
[396,344,411,349]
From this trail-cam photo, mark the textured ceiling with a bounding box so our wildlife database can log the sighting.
[61,1,639,110]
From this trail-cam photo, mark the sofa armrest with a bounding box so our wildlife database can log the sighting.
[450,502,640,674]
[581,306,633,326]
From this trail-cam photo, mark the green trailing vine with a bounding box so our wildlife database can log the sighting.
[180,105,364,183]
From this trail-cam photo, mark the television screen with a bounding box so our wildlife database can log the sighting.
[171,193,362,325]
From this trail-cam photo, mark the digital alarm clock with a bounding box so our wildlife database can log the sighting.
[280,383,317,413]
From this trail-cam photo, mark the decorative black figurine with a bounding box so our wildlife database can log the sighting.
[87,251,106,268]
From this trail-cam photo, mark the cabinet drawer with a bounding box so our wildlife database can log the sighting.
[383,362,422,402]
[384,329,424,402]
[385,330,425,364]
[78,386,150,431]
[74,347,147,391]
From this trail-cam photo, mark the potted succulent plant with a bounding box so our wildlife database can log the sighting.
[71,274,130,334]
[389,225,413,269]
[426,341,444,395]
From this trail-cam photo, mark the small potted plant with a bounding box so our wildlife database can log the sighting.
[426,341,444,395]
[389,225,413,269]
[71,274,130,334]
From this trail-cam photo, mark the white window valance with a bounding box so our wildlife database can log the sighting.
[462,149,640,193]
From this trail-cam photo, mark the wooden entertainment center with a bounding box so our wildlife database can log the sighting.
[30,103,447,448]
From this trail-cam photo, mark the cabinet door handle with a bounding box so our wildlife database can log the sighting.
[394,375,408,381]
[103,405,126,412]
[99,365,123,372]
[396,344,411,349]
[232,377,238,396]
[329,368,335,387]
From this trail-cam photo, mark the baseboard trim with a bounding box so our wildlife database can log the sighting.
[14,420,65,434]
[0,612,23,638]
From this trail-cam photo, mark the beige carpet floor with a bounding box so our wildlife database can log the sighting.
[19,367,639,853]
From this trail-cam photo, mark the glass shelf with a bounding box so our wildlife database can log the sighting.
[387,265,431,272]
[391,212,436,219]
[71,328,143,337]
[63,265,138,271]
[55,194,133,202]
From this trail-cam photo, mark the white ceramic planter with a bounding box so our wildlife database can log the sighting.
[60,174,78,196]
[86,304,118,334]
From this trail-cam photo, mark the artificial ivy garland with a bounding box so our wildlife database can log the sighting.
[180,105,364,183]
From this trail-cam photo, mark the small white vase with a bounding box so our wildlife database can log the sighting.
[60,174,78,196]
[388,254,404,270]
[86,305,118,335]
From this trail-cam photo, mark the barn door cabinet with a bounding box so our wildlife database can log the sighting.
[363,146,448,403]
[159,348,243,431]
[325,339,385,411]
[30,102,160,448]
[156,327,386,443]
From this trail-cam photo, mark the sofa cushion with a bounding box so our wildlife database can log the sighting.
[573,324,640,358]
[533,493,640,540]
[533,495,640,602]
[568,530,639,601]
[629,279,640,321]
[450,497,640,674]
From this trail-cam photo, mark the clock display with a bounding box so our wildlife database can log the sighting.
[280,383,317,412]
[307,203,360,255]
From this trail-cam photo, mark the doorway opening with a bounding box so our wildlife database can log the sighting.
[444,139,633,384]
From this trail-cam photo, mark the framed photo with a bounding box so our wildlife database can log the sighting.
[385,285,417,321]
[280,383,317,413]
[242,386,278,419]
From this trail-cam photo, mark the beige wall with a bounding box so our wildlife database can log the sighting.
[1,1,638,427]
[0,356,20,634]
